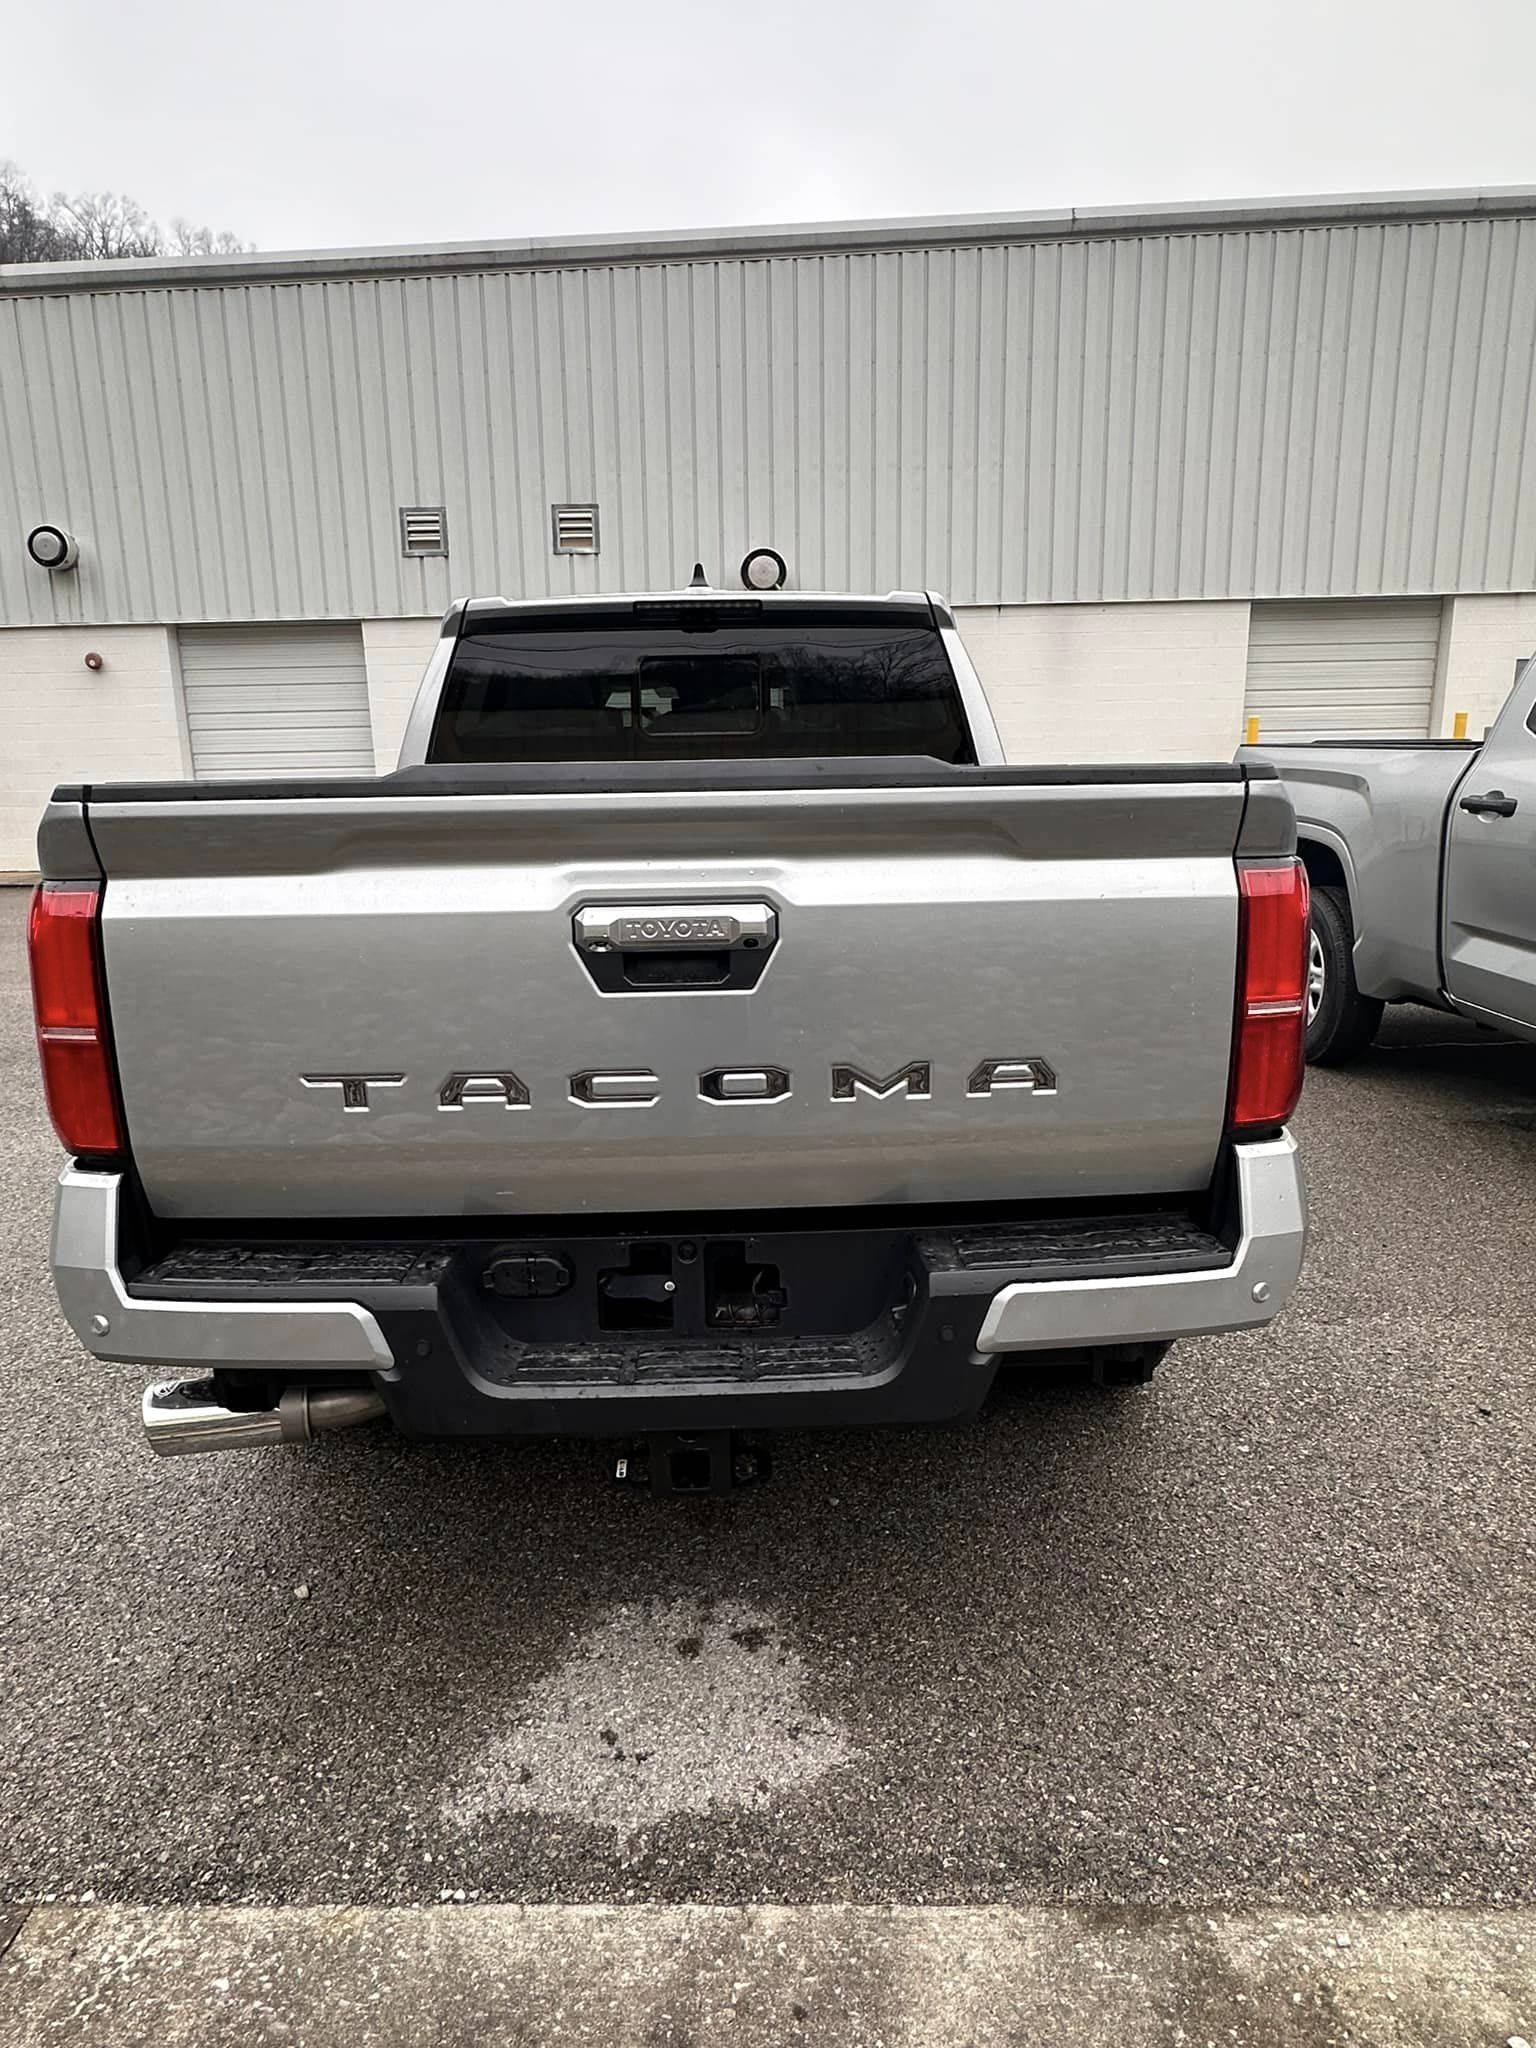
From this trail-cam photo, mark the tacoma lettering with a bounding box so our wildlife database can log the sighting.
[299,1058,1055,1109]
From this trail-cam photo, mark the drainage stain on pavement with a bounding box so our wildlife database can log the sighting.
[444,1601,853,1843]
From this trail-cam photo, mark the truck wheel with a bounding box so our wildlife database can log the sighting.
[1305,885,1383,1065]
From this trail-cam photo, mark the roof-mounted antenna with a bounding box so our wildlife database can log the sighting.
[688,562,710,589]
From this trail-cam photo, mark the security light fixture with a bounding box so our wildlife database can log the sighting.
[27,524,78,572]
[740,547,787,591]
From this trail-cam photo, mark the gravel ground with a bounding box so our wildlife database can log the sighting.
[1,886,1533,1910]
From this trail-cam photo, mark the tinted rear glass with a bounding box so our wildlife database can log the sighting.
[430,606,975,763]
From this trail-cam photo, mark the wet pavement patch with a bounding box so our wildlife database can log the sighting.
[442,1600,854,1844]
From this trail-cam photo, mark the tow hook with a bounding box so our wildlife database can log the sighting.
[614,1431,772,1496]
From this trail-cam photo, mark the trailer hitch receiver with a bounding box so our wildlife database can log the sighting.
[614,1431,771,1496]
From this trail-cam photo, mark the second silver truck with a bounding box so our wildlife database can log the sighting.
[1247,654,1536,1063]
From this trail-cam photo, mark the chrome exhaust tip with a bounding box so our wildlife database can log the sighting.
[142,1379,387,1458]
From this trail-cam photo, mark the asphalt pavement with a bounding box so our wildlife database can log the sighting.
[1,884,1533,1913]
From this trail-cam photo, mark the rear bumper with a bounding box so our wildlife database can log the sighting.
[973,1134,1305,1352]
[52,1167,394,1372]
[50,1133,1304,1436]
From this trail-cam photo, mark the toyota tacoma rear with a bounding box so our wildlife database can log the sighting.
[33,588,1308,1483]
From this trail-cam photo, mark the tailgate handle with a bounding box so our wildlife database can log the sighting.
[573,901,778,993]
[574,902,777,951]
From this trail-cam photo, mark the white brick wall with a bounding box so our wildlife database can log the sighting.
[362,618,440,771]
[0,626,185,876]
[955,602,1252,763]
[5,595,1445,877]
[1431,594,1536,739]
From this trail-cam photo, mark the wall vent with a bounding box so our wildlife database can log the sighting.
[399,506,448,557]
[552,503,600,555]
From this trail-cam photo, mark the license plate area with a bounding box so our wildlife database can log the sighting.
[474,1229,915,1346]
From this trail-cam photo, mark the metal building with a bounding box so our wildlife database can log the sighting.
[4,186,1536,871]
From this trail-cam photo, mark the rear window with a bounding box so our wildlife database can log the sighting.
[429,605,975,763]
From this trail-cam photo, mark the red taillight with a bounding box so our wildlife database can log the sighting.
[1228,859,1309,1136]
[27,882,126,1160]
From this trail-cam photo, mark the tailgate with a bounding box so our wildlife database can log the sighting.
[84,769,1257,1221]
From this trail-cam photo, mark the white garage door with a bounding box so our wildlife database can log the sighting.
[1245,600,1443,742]
[178,625,373,778]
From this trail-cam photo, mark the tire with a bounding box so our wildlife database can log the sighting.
[1305,883,1384,1065]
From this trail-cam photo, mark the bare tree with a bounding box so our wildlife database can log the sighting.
[0,164,71,264]
[0,160,251,264]
[50,189,164,261]
[170,218,248,258]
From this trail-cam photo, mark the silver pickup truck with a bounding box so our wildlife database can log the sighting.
[1247,655,1536,1064]
[32,588,1308,1489]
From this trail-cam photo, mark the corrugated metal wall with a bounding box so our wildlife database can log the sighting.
[3,214,1536,627]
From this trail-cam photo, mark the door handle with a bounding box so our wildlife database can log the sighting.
[1459,790,1519,817]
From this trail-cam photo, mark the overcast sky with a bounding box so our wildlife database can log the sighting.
[4,0,1534,253]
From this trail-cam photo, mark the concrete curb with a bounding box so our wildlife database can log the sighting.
[2,1903,1533,2046]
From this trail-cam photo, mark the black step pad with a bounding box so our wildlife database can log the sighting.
[917,1211,1228,1279]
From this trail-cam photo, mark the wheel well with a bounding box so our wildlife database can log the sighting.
[1298,838,1347,895]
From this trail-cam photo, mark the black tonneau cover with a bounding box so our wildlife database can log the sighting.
[56,758,1268,806]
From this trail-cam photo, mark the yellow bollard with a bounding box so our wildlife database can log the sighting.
[1244,715,1261,746]
[1452,710,1469,740]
